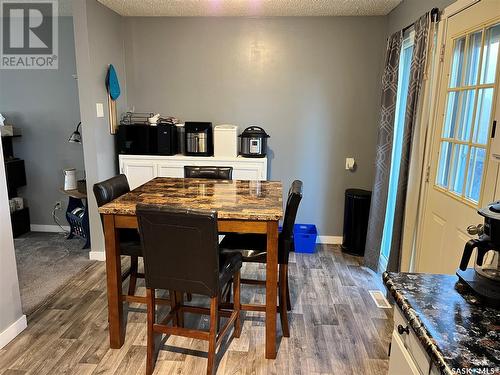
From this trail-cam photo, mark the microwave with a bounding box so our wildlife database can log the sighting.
[116,124,177,155]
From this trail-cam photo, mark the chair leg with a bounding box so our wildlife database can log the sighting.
[169,290,178,326]
[285,265,292,311]
[233,271,241,338]
[207,296,218,375]
[175,291,184,328]
[127,256,138,296]
[146,288,156,375]
[279,265,290,337]
[224,281,232,303]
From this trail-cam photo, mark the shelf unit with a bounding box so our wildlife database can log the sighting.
[2,135,30,238]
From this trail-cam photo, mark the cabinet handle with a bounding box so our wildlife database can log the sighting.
[397,324,410,335]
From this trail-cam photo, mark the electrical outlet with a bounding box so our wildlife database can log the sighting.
[54,201,62,210]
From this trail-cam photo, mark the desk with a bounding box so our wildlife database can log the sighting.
[98,177,283,359]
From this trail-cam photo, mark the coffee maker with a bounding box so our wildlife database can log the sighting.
[185,122,213,156]
[457,201,500,307]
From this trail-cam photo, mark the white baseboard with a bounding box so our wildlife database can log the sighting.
[89,251,106,261]
[0,315,27,349]
[30,224,69,233]
[316,235,342,245]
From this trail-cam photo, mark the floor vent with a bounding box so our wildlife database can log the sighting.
[369,290,392,309]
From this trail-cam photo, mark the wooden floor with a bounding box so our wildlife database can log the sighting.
[0,244,393,375]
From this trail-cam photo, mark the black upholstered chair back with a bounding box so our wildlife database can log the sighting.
[93,174,130,207]
[280,180,303,264]
[93,174,142,252]
[136,204,221,297]
[184,166,233,180]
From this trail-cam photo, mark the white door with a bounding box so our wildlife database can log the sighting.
[121,160,156,189]
[418,0,500,274]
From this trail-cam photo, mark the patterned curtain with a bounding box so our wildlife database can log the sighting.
[364,31,403,271]
[365,13,431,272]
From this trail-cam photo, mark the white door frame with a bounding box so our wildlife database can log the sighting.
[403,0,483,271]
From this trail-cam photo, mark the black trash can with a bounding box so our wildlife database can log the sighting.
[341,189,371,256]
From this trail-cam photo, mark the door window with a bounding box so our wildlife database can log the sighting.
[436,23,500,204]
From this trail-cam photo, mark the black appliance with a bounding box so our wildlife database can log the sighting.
[154,123,177,156]
[185,122,213,156]
[116,124,151,155]
[341,189,371,256]
[116,124,178,155]
[239,126,269,158]
[457,201,500,308]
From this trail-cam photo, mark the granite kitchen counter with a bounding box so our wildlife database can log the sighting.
[383,272,500,375]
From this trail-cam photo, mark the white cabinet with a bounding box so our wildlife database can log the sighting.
[119,154,268,189]
[388,307,433,375]
[388,333,421,375]
[121,159,156,190]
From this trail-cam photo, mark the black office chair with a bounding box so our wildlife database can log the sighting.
[136,205,242,375]
[184,166,233,180]
[219,180,303,337]
[93,174,143,297]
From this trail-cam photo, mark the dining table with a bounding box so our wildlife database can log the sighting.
[98,177,284,359]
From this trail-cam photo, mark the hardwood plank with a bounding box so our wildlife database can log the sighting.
[0,245,392,375]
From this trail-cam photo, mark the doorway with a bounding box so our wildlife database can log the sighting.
[417,0,500,274]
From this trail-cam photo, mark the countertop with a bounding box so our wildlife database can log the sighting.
[98,177,283,221]
[383,272,500,375]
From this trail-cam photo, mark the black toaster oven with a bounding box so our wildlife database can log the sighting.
[116,124,177,155]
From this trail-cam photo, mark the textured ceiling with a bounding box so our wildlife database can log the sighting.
[97,0,402,17]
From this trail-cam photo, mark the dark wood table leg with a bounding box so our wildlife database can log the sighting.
[265,220,279,359]
[103,214,125,348]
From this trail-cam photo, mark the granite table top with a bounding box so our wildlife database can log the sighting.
[98,177,283,221]
[383,272,500,375]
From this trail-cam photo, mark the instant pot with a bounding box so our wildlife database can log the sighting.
[239,126,269,158]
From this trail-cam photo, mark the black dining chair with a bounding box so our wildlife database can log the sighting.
[219,180,303,337]
[136,204,242,375]
[184,166,233,180]
[93,174,143,297]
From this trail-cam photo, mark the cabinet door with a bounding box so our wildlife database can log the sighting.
[121,160,156,189]
[232,163,266,181]
[388,333,422,375]
[157,161,185,178]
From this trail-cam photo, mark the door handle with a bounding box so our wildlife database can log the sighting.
[467,224,484,236]
[491,120,497,138]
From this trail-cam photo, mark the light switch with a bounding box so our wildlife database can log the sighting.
[346,157,356,171]
[96,103,104,118]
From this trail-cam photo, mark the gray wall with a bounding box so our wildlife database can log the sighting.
[124,17,387,236]
[0,17,83,226]
[387,0,457,35]
[73,0,127,255]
